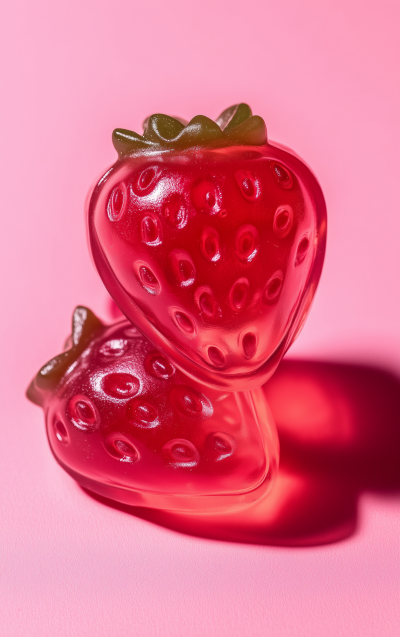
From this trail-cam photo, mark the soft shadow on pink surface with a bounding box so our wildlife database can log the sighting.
[84,359,400,546]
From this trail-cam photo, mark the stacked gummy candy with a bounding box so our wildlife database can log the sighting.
[27,104,326,512]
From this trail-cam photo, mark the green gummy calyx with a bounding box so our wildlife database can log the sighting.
[26,307,103,405]
[216,103,253,131]
[112,104,267,157]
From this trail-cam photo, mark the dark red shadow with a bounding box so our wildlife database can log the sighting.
[83,359,400,546]
[108,298,125,320]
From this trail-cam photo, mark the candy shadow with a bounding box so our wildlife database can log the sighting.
[83,360,400,546]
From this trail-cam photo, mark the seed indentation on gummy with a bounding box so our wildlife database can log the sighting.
[229,278,249,311]
[208,346,226,368]
[102,373,140,399]
[273,205,293,238]
[99,339,128,357]
[140,213,162,245]
[162,439,200,467]
[169,250,196,287]
[205,432,235,461]
[172,310,196,336]
[235,225,259,262]
[136,264,160,294]
[295,236,310,266]
[234,170,260,201]
[242,332,257,359]
[163,194,187,228]
[69,395,98,432]
[264,271,284,303]
[145,351,175,380]
[107,184,127,221]
[104,433,139,463]
[127,398,158,427]
[200,227,221,262]
[54,419,68,444]
[195,287,216,318]
[192,178,219,214]
[271,162,293,189]
[170,386,213,419]
[134,166,158,193]
[123,326,141,338]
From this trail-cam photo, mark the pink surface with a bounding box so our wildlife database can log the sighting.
[1,1,399,636]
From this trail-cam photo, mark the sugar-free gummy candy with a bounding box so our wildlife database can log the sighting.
[88,104,327,391]
[27,307,279,511]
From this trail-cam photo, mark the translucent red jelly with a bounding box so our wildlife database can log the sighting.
[28,307,279,511]
[88,108,326,391]
[28,104,326,513]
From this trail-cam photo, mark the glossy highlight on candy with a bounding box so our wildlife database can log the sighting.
[27,103,327,514]
[88,104,326,391]
[27,307,279,511]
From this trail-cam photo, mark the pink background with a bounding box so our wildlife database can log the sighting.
[1,1,399,635]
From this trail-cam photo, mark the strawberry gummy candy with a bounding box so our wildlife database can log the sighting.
[88,103,327,391]
[27,104,327,513]
[27,307,279,511]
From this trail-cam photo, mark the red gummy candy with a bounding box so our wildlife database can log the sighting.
[88,104,326,391]
[27,307,279,511]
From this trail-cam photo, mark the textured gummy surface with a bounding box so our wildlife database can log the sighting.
[112,104,267,156]
[88,135,326,390]
[27,308,279,511]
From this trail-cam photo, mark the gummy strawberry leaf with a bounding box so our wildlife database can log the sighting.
[215,103,253,131]
[112,103,267,157]
[143,114,185,143]
[27,306,103,405]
